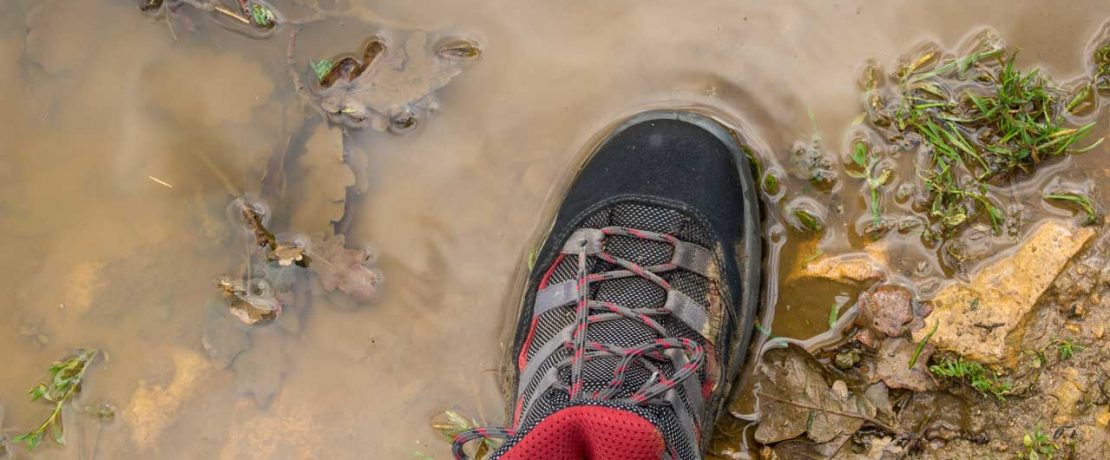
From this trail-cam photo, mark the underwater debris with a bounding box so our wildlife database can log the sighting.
[13,349,101,451]
[303,233,382,302]
[312,31,481,133]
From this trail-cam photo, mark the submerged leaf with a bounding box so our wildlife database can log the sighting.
[304,234,382,302]
[288,125,356,235]
[315,31,480,132]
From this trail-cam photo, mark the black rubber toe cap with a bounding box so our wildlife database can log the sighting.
[551,114,748,247]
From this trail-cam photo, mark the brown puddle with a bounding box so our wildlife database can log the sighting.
[1,0,1109,458]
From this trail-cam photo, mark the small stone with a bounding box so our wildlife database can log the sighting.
[856,284,915,337]
[1091,323,1105,339]
[1051,369,1086,424]
[835,349,862,369]
[855,329,877,349]
[1095,406,1110,428]
[786,240,889,286]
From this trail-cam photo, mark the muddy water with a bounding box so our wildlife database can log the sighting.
[0,0,1108,458]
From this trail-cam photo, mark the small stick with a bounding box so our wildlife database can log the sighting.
[147,175,174,188]
[756,391,903,434]
[213,4,250,24]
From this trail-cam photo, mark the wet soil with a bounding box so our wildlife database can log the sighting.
[0,0,1109,459]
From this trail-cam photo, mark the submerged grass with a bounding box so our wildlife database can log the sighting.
[864,38,1104,240]
[846,141,892,229]
[1044,192,1100,225]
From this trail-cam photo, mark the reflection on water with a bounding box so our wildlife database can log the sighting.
[0,0,1107,458]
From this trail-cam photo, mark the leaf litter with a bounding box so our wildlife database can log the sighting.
[310,30,481,133]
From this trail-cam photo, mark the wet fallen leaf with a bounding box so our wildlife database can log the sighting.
[272,244,306,267]
[288,124,355,235]
[304,233,381,302]
[755,345,882,445]
[218,277,282,325]
[315,30,479,132]
[753,345,829,443]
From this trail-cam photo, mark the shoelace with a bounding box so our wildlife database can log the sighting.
[452,226,706,459]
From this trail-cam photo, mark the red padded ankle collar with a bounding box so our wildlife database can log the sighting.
[499,406,664,460]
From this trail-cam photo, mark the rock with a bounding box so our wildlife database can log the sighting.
[913,221,1095,364]
[835,348,862,369]
[1051,369,1087,424]
[126,348,210,449]
[201,299,251,370]
[1095,406,1110,428]
[787,241,888,286]
[856,284,915,337]
[874,337,935,392]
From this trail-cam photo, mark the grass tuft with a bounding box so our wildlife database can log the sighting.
[929,356,1011,400]
[875,44,1102,239]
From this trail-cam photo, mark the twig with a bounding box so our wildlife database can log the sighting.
[756,391,903,434]
[213,4,250,24]
[165,14,178,43]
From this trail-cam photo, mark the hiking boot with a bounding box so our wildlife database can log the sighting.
[453,110,762,459]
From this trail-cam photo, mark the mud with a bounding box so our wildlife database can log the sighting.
[1,0,1109,459]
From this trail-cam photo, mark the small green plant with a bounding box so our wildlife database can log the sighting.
[249,3,276,27]
[13,349,100,451]
[792,208,823,233]
[761,173,781,195]
[929,356,1011,400]
[1055,338,1083,361]
[1094,43,1110,90]
[846,141,893,228]
[908,321,938,369]
[883,42,1102,239]
[1044,192,1100,226]
[1022,426,1056,459]
[311,60,334,84]
[827,303,841,328]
